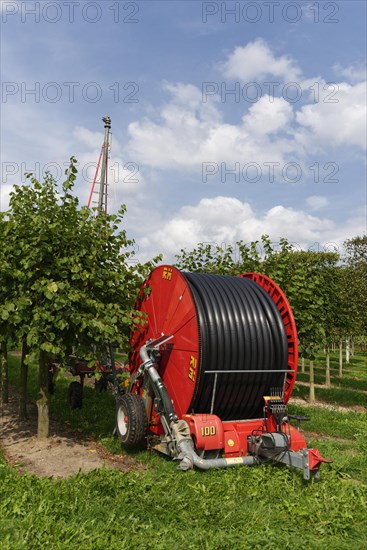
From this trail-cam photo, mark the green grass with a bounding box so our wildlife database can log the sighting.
[1,353,367,549]
[292,384,367,408]
[299,350,367,381]
[295,350,367,407]
[287,403,366,441]
[296,371,366,391]
[1,450,367,550]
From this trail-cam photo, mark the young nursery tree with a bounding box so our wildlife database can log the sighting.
[2,158,159,437]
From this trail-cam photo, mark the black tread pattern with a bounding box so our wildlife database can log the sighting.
[183,273,288,420]
[116,394,148,447]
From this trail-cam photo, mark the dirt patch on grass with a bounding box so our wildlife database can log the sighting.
[0,389,144,478]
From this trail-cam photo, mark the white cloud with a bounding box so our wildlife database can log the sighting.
[243,96,294,135]
[0,183,13,211]
[295,81,366,151]
[306,195,329,211]
[72,127,105,150]
[128,84,299,170]
[221,38,301,82]
[138,195,361,261]
[127,42,366,173]
[333,63,367,83]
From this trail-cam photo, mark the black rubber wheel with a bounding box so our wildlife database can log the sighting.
[116,394,148,448]
[68,381,83,409]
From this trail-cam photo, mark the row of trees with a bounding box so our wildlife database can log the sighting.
[0,159,159,436]
[175,235,366,400]
[0,159,365,432]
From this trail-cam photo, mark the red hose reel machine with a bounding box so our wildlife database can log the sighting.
[116,266,331,479]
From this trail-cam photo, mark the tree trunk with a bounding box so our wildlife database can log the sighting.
[309,360,315,404]
[325,348,331,388]
[345,337,350,364]
[19,340,28,420]
[1,341,9,404]
[339,337,343,377]
[37,350,49,438]
[301,356,305,373]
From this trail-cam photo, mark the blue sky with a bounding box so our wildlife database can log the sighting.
[1,0,366,262]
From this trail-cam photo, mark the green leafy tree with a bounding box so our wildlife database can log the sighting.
[0,214,13,404]
[175,238,263,275]
[1,158,159,436]
[320,263,343,386]
[343,236,367,339]
[260,242,339,402]
[175,243,237,274]
[175,236,341,402]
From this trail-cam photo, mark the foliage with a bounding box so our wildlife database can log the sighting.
[342,236,367,336]
[175,236,340,358]
[0,158,160,434]
[1,159,159,360]
[175,240,262,275]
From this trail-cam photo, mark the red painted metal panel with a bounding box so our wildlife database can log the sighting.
[129,265,200,418]
[130,267,298,425]
[182,414,225,451]
[240,272,298,403]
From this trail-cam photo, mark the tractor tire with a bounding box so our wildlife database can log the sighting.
[116,394,148,448]
[68,381,83,409]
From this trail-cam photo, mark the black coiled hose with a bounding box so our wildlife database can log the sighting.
[183,273,288,421]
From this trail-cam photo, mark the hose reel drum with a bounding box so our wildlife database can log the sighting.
[116,266,330,479]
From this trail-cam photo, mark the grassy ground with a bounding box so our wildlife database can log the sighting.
[294,350,367,408]
[1,353,367,549]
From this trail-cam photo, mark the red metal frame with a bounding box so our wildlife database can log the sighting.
[240,273,298,403]
[183,413,307,457]
[129,266,300,444]
[127,267,331,474]
[129,266,200,419]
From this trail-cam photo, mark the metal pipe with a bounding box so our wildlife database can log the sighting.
[177,439,258,471]
[210,372,218,414]
[98,116,111,213]
[204,369,295,374]
[139,345,154,368]
[139,345,178,423]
